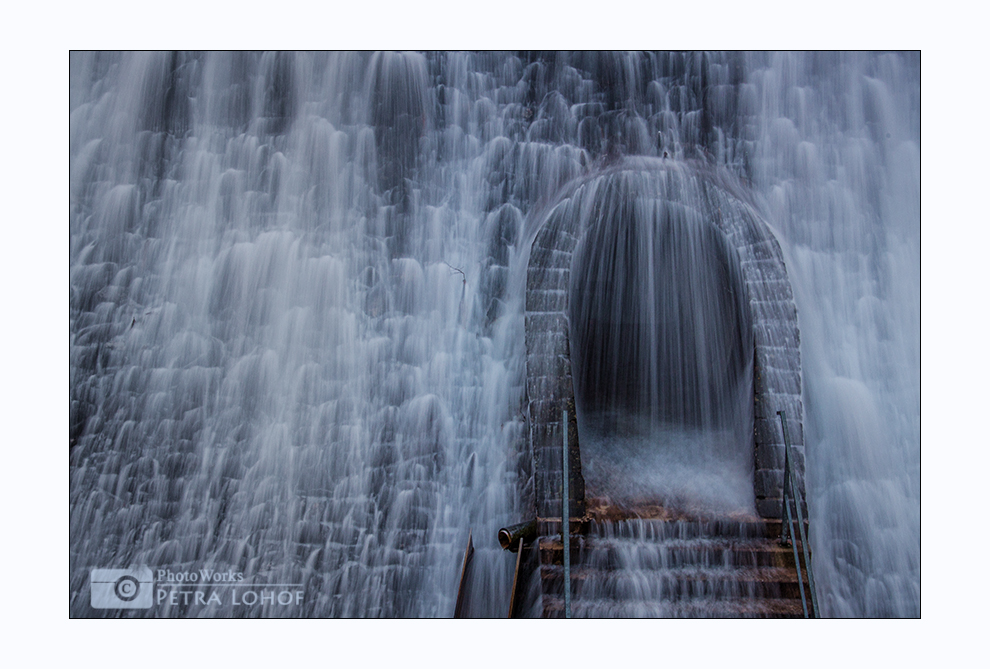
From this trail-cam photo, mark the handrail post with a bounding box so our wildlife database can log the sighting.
[562,407,571,619]
[507,538,525,618]
[780,438,808,618]
[780,435,792,546]
[453,530,474,618]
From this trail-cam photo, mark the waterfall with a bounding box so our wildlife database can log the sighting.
[69,51,920,617]
[750,53,921,617]
[561,165,756,516]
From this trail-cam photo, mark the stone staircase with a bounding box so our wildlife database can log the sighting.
[537,504,812,618]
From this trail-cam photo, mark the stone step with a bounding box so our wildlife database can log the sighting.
[535,512,816,618]
[582,541,799,570]
[541,594,806,618]
[588,518,807,541]
[541,516,810,540]
[541,564,810,600]
[539,536,807,568]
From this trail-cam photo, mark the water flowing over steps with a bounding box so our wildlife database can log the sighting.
[537,517,811,618]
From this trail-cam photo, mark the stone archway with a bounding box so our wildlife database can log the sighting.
[524,159,804,521]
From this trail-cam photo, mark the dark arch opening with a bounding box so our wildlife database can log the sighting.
[568,175,755,514]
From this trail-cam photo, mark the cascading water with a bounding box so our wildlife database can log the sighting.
[751,53,921,617]
[70,51,919,617]
[565,166,755,516]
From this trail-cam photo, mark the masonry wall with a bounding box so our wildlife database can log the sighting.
[525,211,585,520]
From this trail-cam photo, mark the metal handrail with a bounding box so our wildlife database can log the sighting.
[562,407,572,619]
[453,529,474,618]
[507,537,525,618]
[777,410,820,618]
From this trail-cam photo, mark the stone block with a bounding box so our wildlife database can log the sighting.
[756,441,805,471]
[754,416,802,445]
[553,231,579,253]
[533,445,564,472]
[530,244,573,269]
[525,329,566,357]
[526,289,568,312]
[527,267,569,291]
[755,367,801,395]
[741,258,787,283]
[754,345,801,372]
[529,409,562,438]
[526,352,570,379]
[754,417,782,445]
[753,321,800,349]
[755,442,784,470]
[756,497,782,519]
[754,468,784,498]
[538,216,576,243]
[526,376,556,401]
[754,414,804,448]
[525,312,569,337]
[568,472,585,504]
[541,498,586,519]
[785,467,807,499]
[782,417,803,446]
[759,497,809,520]
[743,239,784,262]
[750,300,797,324]
[786,444,806,473]
[536,468,563,496]
[754,392,802,420]
[536,478,584,510]
[718,226,747,249]
[747,278,794,302]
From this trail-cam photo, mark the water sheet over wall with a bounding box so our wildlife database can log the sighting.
[70,51,920,617]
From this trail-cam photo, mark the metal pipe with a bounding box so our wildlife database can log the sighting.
[563,407,571,619]
[498,520,537,552]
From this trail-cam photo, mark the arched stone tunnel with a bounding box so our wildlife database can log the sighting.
[523,159,805,522]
